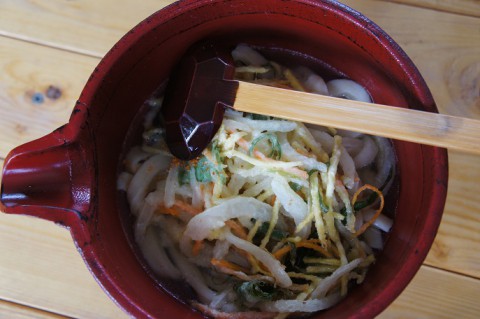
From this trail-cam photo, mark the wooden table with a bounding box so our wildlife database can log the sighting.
[1,1,479,318]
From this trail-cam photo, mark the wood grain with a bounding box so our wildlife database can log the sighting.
[0,0,176,57]
[382,0,480,18]
[379,266,480,319]
[1,0,478,118]
[0,205,478,319]
[0,36,98,158]
[235,81,480,154]
[342,0,480,120]
[424,151,480,278]
[0,299,67,319]
[0,211,129,319]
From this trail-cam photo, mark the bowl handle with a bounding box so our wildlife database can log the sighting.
[0,125,92,229]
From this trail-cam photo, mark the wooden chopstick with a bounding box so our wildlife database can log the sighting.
[234,81,480,154]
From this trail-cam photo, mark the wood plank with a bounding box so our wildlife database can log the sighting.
[379,266,480,318]
[0,299,67,319]
[0,204,478,318]
[342,3,480,279]
[0,36,98,158]
[425,151,480,278]
[380,0,480,18]
[0,0,176,58]
[341,0,480,120]
[1,0,477,121]
[0,209,128,318]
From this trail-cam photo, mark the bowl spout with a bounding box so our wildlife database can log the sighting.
[1,126,91,227]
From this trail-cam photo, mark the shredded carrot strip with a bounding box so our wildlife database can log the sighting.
[307,238,338,257]
[229,246,268,275]
[294,147,310,157]
[222,218,271,275]
[236,138,250,151]
[224,243,269,275]
[225,220,248,240]
[241,138,286,169]
[239,137,282,161]
[211,258,248,273]
[273,240,333,260]
[328,242,340,258]
[192,240,204,256]
[269,195,277,206]
[273,245,292,260]
[353,184,385,237]
[156,205,180,216]
[284,167,308,180]
[170,157,181,167]
[173,200,202,215]
[252,150,268,160]
[297,242,333,258]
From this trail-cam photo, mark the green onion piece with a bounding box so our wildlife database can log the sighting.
[353,194,377,211]
[211,140,222,164]
[318,193,329,214]
[249,133,282,160]
[289,182,302,192]
[177,165,191,186]
[256,222,287,242]
[246,113,270,120]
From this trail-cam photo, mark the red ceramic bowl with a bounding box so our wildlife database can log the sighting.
[0,0,448,318]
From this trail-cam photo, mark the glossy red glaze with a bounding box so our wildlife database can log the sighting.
[0,1,448,318]
[162,42,239,160]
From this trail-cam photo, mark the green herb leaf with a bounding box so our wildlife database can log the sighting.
[235,280,278,303]
[271,229,288,241]
[195,157,215,183]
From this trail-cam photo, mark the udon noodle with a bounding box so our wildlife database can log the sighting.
[118,44,395,318]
